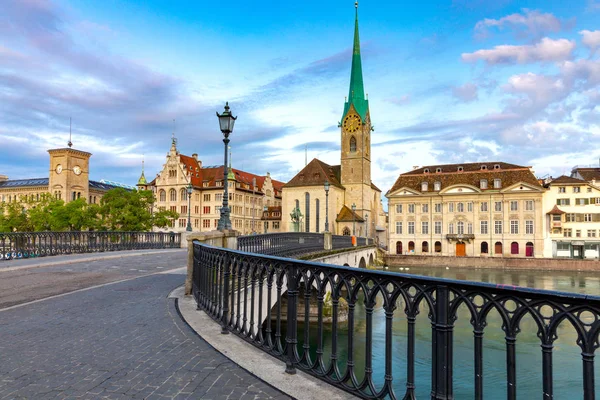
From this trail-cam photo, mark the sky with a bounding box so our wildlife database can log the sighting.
[1,0,599,199]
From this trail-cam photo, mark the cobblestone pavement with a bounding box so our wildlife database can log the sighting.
[0,260,291,399]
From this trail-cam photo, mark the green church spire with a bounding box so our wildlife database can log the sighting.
[342,1,369,122]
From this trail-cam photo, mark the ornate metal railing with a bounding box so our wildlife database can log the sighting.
[0,231,181,261]
[193,241,600,400]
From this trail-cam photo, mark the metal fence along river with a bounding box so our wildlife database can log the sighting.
[193,240,600,400]
[0,231,181,260]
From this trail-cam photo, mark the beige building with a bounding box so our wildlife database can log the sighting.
[386,162,545,258]
[139,139,284,234]
[0,143,123,206]
[281,5,385,239]
[542,167,600,258]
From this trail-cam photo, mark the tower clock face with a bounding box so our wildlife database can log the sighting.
[343,114,361,133]
[73,166,81,175]
[55,164,63,174]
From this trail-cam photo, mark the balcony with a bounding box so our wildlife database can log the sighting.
[552,221,562,228]
[445,233,475,243]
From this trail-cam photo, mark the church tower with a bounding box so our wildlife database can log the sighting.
[48,142,91,203]
[340,1,371,215]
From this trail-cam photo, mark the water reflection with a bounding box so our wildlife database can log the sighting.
[293,266,600,399]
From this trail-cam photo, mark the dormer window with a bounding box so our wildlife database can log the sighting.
[436,168,442,173]
[458,166,464,172]
[494,179,502,188]
[494,164,501,170]
[434,181,441,191]
[480,179,488,189]
[481,165,487,170]
[421,182,428,191]
[424,168,430,173]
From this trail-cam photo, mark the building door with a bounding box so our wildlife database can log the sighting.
[396,241,403,254]
[456,242,466,257]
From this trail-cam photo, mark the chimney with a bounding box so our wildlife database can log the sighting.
[192,153,198,160]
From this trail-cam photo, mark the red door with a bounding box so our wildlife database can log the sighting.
[456,243,466,257]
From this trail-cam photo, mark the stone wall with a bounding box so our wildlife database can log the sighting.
[384,254,600,272]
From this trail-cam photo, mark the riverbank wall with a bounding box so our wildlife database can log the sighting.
[384,254,600,272]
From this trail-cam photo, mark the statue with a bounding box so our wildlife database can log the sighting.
[290,206,303,232]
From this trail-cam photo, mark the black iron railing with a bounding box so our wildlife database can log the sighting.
[192,241,600,400]
[0,231,181,260]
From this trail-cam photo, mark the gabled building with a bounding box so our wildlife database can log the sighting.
[139,139,284,234]
[386,162,545,257]
[281,3,384,239]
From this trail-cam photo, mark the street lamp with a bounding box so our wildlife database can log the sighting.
[351,203,356,236]
[324,181,330,232]
[216,102,237,231]
[365,213,368,238]
[263,205,268,234]
[186,183,193,232]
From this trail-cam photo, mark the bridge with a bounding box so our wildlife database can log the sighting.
[190,231,600,400]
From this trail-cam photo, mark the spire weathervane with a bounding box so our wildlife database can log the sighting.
[68,117,73,148]
[355,0,358,8]
[171,119,177,146]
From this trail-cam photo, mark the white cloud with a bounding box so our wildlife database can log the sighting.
[452,83,478,102]
[462,38,576,65]
[580,30,600,54]
[561,59,600,87]
[474,9,564,40]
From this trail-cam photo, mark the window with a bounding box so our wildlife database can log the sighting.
[525,220,534,234]
[422,204,429,213]
[588,187,593,193]
[564,228,572,237]
[216,194,223,202]
[509,201,517,211]
[350,136,357,152]
[181,189,188,201]
[574,187,581,193]
[395,222,403,234]
[588,230,596,237]
[408,222,415,234]
[566,213,576,222]
[557,198,570,206]
[434,181,441,191]
[511,242,519,255]
[178,219,186,228]
[203,219,210,228]
[170,206,176,212]
[422,221,429,234]
[422,241,429,253]
[408,204,415,213]
[480,221,488,234]
[435,221,442,234]
[494,221,503,234]
[510,220,519,234]
[203,206,210,214]
[457,222,464,235]
[169,189,177,202]
[421,182,428,191]
[467,202,473,212]
[494,179,502,189]
[525,200,534,211]
[305,192,310,233]
[315,199,320,232]
[181,205,187,214]
[424,168,430,173]
[552,214,561,222]
[494,201,502,212]
[585,213,593,222]
[204,194,211,201]
[396,204,403,214]
[273,221,280,229]
[159,190,166,202]
[457,203,464,213]
[436,168,442,173]
[480,202,488,212]
[576,198,587,206]
[481,242,489,254]
[448,202,454,212]
[480,179,488,189]
[448,223,454,234]
[467,223,473,234]
[558,187,566,193]
[576,229,582,238]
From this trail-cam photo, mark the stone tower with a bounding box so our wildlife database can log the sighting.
[340,2,371,217]
[48,144,92,203]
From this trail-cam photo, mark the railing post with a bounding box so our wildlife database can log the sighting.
[432,285,453,400]
[285,263,299,374]
[221,252,231,335]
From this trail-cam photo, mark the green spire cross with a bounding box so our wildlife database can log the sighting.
[342,1,369,122]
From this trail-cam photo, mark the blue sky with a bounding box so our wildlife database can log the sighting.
[1,0,599,196]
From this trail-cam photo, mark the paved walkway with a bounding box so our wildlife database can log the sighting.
[0,253,291,399]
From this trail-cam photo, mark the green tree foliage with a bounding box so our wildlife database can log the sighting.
[0,189,179,232]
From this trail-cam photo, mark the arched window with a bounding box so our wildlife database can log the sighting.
[350,136,357,152]
[457,221,464,234]
[169,189,176,202]
[305,192,310,232]
[295,199,299,210]
[396,241,403,254]
[435,241,442,253]
[343,227,351,236]
[315,198,320,232]
[526,242,534,257]
[180,188,187,201]
[408,241,415,252]
[159,190,166,202]
[511,242,519,255]
[495,241,503,255]
[481,242,489,254]
[422,241,429,253]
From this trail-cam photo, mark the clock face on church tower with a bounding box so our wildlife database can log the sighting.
[343,114,361,133]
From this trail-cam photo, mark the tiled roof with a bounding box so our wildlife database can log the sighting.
[284,158,344,189]
[574,168,600,182]
[179,154,203,187]
[0,178,48,188]
[549,175,585,185]
[388,161,541,195]
[261,206,282,221]
[336,205,365,223]
[547,205,566,215]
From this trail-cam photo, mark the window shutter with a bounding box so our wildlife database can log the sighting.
[585,198,590,205]
[577,214,584,222]
[556,199,560,205]
[566,199,571,205]
[593,214,600,222]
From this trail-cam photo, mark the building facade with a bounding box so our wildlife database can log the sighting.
[386,162,545,258]
[0,144,122,206]
[281,4,384,239]
[139,139,283,234]
[542,168,600,258]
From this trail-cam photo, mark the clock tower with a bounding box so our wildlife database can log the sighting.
[340,1,371,216]
[48,143,91,203]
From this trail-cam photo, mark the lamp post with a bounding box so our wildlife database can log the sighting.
[365,213,368,238]
[186,183,193,232]
[216,102,237,231]
[351,203,356,236]
[324,181,330,232]
[263,205,268,234]
[252,177,256,234]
